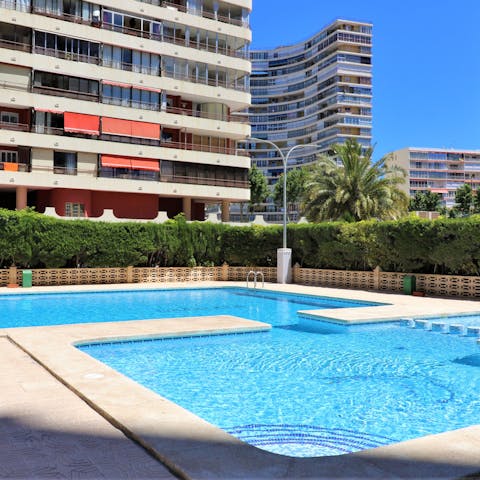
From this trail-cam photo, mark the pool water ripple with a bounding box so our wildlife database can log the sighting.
[82,312,480,457]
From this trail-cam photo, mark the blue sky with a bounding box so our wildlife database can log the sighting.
[250,1,480,159]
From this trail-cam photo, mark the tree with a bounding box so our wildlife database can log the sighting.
[248,164,269,212]
[272,167,309,220]
[408,191,441,212]
[454,183,474,216]
[303,139,408,222]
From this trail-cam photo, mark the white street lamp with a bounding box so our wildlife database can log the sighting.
[246,138,324,284]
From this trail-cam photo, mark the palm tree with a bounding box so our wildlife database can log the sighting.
[304,139,408,222]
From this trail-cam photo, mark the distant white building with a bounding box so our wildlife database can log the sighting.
[388,147,480,208]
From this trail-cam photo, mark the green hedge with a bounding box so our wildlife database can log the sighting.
[1,209,480,275]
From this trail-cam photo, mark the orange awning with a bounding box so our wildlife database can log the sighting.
[102,117,160,139]
[101,155,132,169]
[130,121,160,139]
[430,188,448,194]
[131,158,159,171]
[101,117,132,136]
[64,112,100,135]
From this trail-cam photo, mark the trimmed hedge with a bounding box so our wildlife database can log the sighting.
[1,209,480,275]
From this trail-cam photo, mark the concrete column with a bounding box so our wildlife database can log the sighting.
[15,186,28,210]
[182,197,192,220]
[221,200,230,222]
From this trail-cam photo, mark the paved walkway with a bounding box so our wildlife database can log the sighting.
[0,337,176,479]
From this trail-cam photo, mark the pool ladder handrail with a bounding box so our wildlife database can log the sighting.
[246,270,264,289]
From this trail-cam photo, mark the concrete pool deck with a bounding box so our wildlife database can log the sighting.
[2,282,480,479]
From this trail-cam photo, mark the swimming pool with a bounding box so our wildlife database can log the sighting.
[0,287,378,328]
[76,290,480,458]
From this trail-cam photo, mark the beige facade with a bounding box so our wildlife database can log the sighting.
[0,0,252,220]
[389,147,480,207]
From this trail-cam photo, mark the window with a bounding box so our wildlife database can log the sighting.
[54,151,77,175]
[1,111,19,124]
[35,111,63,134]
[33,71,99,100]
[0,151,18,163]
[65,202,85,217]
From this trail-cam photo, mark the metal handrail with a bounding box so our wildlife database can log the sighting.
[246,271,264,288]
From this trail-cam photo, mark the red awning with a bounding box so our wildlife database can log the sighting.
[101,155,159,171]
[102,80,132,88]
[102,117,132,136]
[134,85,162,92]
[101,155,132,169]
[64,112,100,135]
[131,158,159,171]
[130,121,160,139]
[102,117,160,140]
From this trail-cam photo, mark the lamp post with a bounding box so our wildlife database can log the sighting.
[246,138,323,283]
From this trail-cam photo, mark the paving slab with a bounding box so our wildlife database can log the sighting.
[0,337,176,480]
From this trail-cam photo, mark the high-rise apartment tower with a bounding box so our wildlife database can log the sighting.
[0,0,251,221]
[246,19,372,221]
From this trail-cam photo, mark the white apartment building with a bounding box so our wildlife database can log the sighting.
[0,0,251,221]
[390,147,480,208]
[245,19,372,222]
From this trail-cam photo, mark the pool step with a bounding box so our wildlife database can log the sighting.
[400,318,480,339]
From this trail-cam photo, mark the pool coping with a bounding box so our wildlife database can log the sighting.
[3,282,480,478]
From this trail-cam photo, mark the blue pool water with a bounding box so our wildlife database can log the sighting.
[76,291,480,458]
[0,287,377,328]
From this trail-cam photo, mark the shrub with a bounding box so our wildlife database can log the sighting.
[0,208,479,275]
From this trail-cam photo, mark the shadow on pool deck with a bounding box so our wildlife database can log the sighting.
[0,416,177,479]
[2,413,480,479]
[0,417,480,480]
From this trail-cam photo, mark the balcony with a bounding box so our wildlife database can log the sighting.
[98,169,248,188]
[0,161,30,172]
[0,120,30,132]
[0,38,31,53]
[31,5,92,25]
[33,46,100,65]
[137,0,248,28]
[31,124,239,156]
[32,85,99,103]
[101,22,248,60]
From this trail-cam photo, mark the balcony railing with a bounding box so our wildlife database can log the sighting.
[165,105,249,124]
[161,139,237,155]
[101,22,248,59]
[162,68,248,92]
[31,5,91,25]
[32,85,99,102]
[160,173,248,188]
[98,169,248,188]
[0,38,31,52]
[33,46,100,65]
[0,162,30,172]
[0,120,30,132]
[102,96,160,111]
[154,1,248,28]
